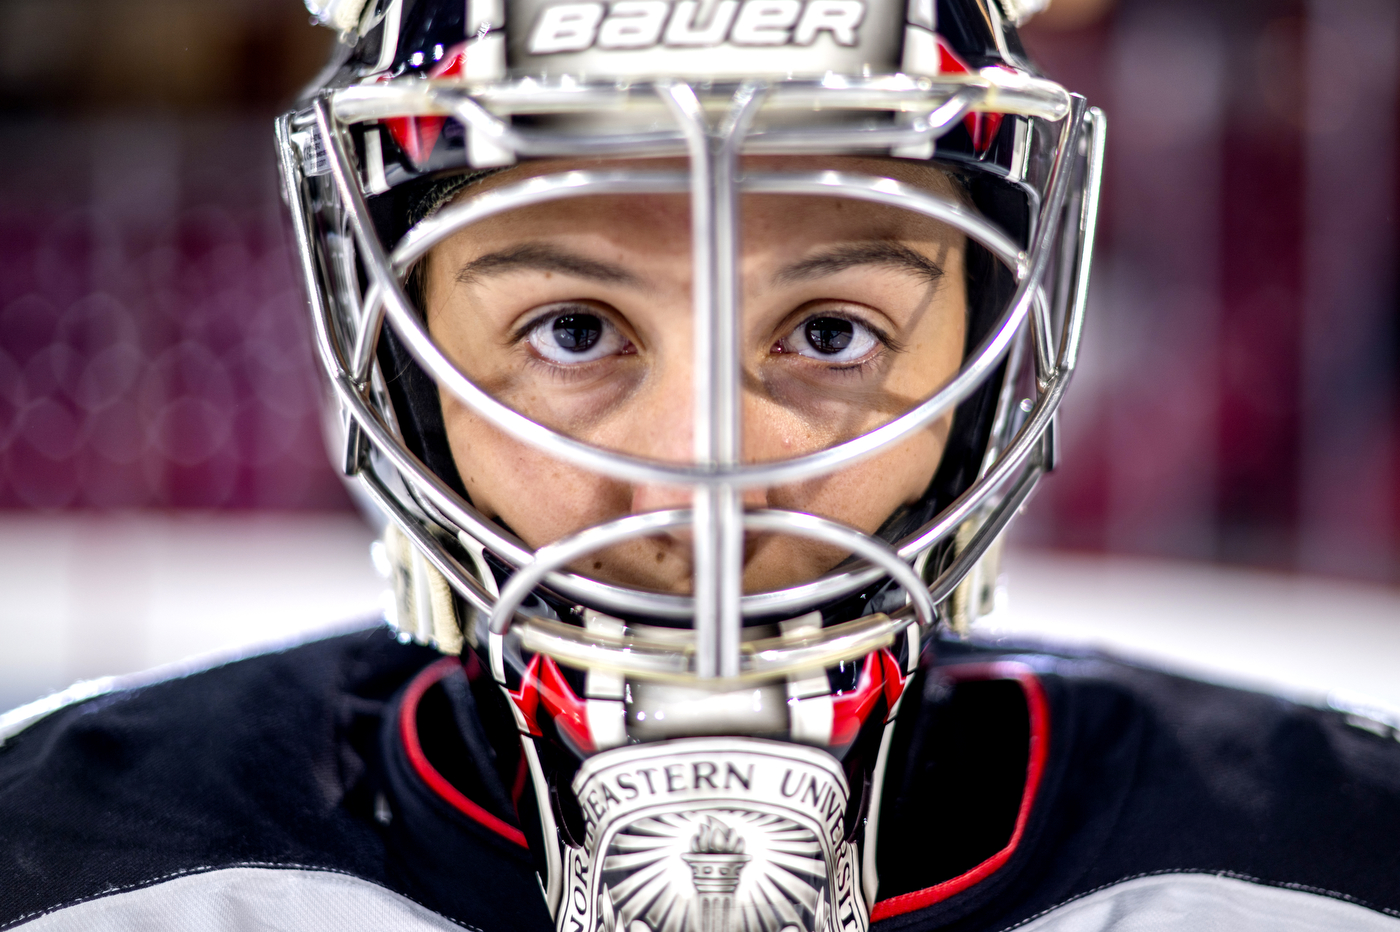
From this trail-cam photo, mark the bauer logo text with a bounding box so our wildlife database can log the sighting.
[527,0,867,54]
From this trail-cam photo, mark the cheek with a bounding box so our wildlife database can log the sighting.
[741,421,948,589]
[769,418,951,531]
[439,392,630,546]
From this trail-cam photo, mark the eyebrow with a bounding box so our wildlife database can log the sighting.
[455,243,643,287]
[774,242,946,286]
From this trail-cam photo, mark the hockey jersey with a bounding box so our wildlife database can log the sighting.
[1,624,1398,931]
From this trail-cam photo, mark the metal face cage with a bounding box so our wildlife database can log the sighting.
[275,70,1104,693]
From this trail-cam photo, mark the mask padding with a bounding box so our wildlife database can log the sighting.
[377,325,471,501]
[857,175,1027,618]
[875,190,1024,550]
[927,236,1018,513]
[365,169,502,503]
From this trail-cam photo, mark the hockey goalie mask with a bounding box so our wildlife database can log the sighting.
[277,0,1102,927]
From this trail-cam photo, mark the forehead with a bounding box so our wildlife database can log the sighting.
[436,155,968,248]
[466,153,963,197]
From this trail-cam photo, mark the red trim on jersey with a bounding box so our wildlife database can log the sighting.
[399,657,530,848]
[869,661,1050,920]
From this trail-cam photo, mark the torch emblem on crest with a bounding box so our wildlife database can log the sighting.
[682,817,751,932]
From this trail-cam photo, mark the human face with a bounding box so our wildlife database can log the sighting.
[422,156,967,595]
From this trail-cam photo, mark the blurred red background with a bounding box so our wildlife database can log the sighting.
[0,0,1395,581]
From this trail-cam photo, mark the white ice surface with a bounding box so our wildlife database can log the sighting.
[0,513,1397,718]
[986,548,1400,712]
[0,512,384,711]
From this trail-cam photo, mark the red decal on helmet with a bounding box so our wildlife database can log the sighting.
[509,654,596,754]
[378,47,467,169]
[384,115,445,168]
[880,647,910,714]
[936,38,1004,155]
[936,36,970,75]
[829,650,897,748]
[430,42,469,79]
[968,112,1004,153]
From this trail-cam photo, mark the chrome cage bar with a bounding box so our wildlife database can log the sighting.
[276,74,1105,685]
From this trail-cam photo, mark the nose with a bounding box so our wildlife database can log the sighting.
[624,364,770,517]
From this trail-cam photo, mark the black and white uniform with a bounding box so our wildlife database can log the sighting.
[2,625,1398,931]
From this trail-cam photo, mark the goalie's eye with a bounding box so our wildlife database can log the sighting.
[781,315,881,364]
[525,307,631,364]
[551,314,603,351]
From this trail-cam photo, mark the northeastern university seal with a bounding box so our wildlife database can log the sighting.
[560,738,868,932]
